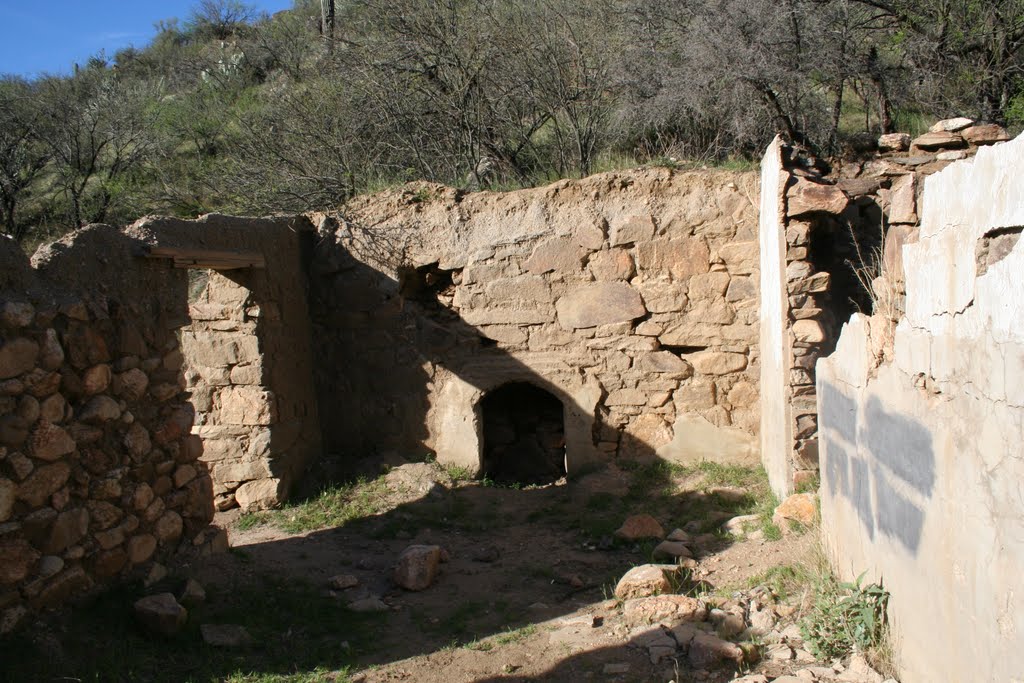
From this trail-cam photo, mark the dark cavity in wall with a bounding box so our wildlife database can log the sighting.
[480,383,566,486]
[976,226,1022,276]
[398,262,458,305]
[807,214,878,350]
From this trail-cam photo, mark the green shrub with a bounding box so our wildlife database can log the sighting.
[800,571,889,660]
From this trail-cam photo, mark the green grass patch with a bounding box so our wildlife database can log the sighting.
[442,463,474,482]
[753,490,783,541]
[494,624,537,645]
[801,572,890,662]
[242,476,391,534]
[745,564,814,601]
[691,461,767,489]
[236,513,267,531]
[796,474,821,494]
[465,623,538,652]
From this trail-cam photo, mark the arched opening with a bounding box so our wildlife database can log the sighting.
[480,382,566,486]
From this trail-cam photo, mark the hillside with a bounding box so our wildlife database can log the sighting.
[2,0,1023,246]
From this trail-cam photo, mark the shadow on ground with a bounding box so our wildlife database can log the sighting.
[0,459,779,683]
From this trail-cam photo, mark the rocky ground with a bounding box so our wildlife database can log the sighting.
[1,459,897,683]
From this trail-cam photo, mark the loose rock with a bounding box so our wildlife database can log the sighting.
[179,578,206,605]
[133,593,188,636]
[688,631,744,668]
[773,493,818,531]
[349,596,389,612]
[614,565,679,600]
[328,574,359,590]
[622,593,706,626]
[614,514,665,541]
[393,544,443,591]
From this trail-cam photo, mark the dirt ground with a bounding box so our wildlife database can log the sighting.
[197,460,818,683]
[2,459,827,683]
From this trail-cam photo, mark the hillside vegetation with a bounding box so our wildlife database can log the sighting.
[2,0,1023,245]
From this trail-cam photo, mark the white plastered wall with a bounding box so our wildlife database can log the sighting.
[817,134,1024,683]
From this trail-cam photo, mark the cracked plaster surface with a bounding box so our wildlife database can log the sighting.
[816,132,1024,683]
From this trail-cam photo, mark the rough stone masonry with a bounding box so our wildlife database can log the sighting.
[0,168,765,627]
[309,169,765,478]
[0,214,320,632]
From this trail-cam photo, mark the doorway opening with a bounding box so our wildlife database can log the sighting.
[480,383,566,486]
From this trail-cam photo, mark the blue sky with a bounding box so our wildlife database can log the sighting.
[0,1,295,78]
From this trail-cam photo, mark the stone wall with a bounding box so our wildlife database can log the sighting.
[0,214,320,627]
[758,140,858,498]
[0,226,211,633]
[311,169,764,475]
[140,215,322,513]
[816,132,1024,682]
[758,119,1011,497]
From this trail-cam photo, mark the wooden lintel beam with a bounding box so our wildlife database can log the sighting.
[144,246,266,270]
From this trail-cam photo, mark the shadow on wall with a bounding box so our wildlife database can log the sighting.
[820,381,935,554]
[0,214,330,622]
[3,211,766,679]
[307,235,606,481]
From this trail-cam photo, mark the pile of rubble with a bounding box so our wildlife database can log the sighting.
[610,562,895,683]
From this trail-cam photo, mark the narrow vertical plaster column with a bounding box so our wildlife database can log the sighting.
[758,137,795,498]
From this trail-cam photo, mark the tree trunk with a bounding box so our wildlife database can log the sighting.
[321,0,335,56]
[866,47,894,133]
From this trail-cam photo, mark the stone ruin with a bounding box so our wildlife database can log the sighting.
[0,215,319,630]
[758,119,1013,498]
[312,171,764,485]
[0,117,1020,682]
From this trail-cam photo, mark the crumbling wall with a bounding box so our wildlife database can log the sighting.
[759,120,1011,497]
[0,214,320,627]
[758,139,855,497]
[0,226,211,633]
[816,132,1024,683]
[311,169,764,474]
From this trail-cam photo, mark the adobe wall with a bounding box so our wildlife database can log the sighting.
[0,214,319,630]
[310,169,764,473]
[816,134,1024,682]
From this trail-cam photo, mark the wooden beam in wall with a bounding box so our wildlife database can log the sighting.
[145,246,266,270]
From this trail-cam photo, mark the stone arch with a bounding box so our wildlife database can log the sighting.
[427,358,603,478]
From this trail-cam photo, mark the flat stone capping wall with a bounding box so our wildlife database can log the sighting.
[816,132,1024,683]
[310,169,765,474]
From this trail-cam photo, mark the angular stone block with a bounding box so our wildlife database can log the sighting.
[556,282,646,329]
[218,387,277,426]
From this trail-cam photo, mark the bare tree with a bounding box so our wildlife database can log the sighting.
[30,68,158,228]
[188,0,258,40]
[0,78,50,240]
[849,0,1024,123]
